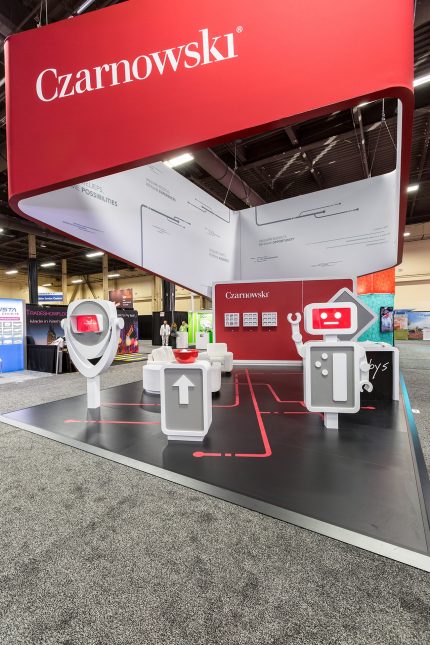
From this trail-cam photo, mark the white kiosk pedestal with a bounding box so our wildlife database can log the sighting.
[160,362,212,442]
[196,332,209,350]
[177,331,189,349]
[87,375,101,409]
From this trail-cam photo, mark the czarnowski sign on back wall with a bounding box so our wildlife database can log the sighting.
[35,28,239,102]
[214,279,354,361]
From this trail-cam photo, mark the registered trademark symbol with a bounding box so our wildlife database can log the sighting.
[236,26,243,33]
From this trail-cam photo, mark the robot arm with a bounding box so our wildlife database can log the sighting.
[357,345,373,393]
[287,313,304,358]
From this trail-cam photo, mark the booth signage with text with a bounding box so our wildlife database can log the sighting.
[117,308,139,354]
[0,298,25,372]
[26,304,67,345]
[214,279,353,361]
[5,0,413,298]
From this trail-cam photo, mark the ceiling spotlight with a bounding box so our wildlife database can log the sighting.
[40,261,56,268]
[414,74,430,88]
[5,269,18,275]
[42,283,52,287]
[86,251,104,258]
[108,273,120,278]
[71,278,83,283]
[76,0,96,14]
[403,231,411,237]
[0,228,3,233]
[164,153,194,168]
[407,184,419,193]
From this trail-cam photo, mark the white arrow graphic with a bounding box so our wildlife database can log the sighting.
[172,374,195,405]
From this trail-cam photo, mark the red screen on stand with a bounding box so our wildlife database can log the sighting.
[76,315,100,333]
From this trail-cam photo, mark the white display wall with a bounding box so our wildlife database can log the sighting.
[19,106,402,297]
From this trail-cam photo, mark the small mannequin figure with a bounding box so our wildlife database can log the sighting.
[160,320,171,346]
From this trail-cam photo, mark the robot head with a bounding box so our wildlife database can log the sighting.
[304,302,358,336]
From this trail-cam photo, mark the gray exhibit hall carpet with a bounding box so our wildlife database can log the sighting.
[0,345,429,645]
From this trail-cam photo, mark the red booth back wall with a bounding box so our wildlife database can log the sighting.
[214,279,353,361]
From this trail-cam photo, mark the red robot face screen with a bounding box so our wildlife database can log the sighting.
[311,307,352,330]
[76,315,100,333]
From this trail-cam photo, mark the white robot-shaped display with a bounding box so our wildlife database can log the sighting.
[61,299,124,409]
[287,301,372,429]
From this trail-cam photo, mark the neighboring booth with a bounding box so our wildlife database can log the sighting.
[116,308,139,354]
[138,315,153,340]
[188,311,213,349]
[109,288,134,309]
[26,304,71,373]
[0,298,25,373]
[151,311,188,346]
[395,310,430,341]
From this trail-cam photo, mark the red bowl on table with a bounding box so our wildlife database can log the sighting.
[173,349,199,364]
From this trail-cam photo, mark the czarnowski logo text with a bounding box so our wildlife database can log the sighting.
[35,27,240,102]
[225,290,269,299]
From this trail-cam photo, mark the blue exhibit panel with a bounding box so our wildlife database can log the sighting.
[0,343,25,372]
[0,298,25,373]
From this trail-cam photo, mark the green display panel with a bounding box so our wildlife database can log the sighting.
[188,311,213,345]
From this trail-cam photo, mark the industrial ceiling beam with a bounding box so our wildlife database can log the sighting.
[284,126,324,189]
[409,113,430,221]
[0,213,87,247]
[193,148,265,207]
[226,141,280,202]
[240,116,399,174]
[352,107,370,178]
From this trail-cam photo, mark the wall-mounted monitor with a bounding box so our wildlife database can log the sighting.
[380,306,394,333]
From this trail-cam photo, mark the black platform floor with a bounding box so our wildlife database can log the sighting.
[2,366,430,568]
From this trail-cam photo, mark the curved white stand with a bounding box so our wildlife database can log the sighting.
[62,300,124,409]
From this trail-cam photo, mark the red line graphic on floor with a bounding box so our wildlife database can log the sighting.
[62,370,375,456]
[213,374,240,408]
[194,369,272,459]
[256,382,306,407]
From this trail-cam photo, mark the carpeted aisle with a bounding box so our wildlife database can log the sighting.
[0,357,429,644]
[398,340,430,469]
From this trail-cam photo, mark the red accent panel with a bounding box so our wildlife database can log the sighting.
[214,279,353,360]
[6,0,414,273]
[75,315,100,333]
[357,268,395,294]
[311,307,352,331]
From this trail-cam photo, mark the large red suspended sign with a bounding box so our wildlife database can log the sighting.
[5,0,413,263]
